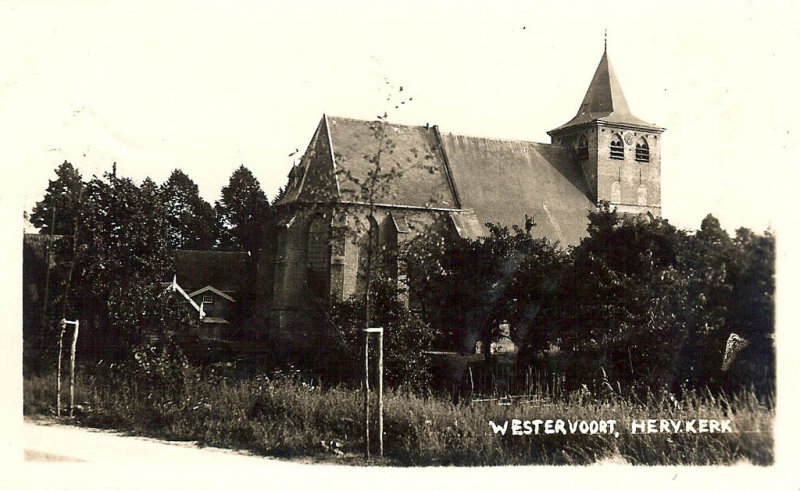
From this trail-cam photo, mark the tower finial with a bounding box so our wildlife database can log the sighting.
[604,29,607,52]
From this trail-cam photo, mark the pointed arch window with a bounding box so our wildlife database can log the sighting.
[610,134,624,160]
[576,134,589,160]
[306,215,331,299]
[356,216,380,295]
[635,138,650,163]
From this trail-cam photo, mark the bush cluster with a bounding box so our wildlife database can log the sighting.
[409,205,775,396]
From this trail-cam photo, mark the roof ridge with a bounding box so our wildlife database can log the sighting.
[327,115,576,146]
[325,114,434,132]
[442,132,569,148]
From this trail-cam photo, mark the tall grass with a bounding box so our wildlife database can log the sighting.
[23,368,772,466]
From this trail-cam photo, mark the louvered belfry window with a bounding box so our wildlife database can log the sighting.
[635,138,650,163]
[610,134,624,160]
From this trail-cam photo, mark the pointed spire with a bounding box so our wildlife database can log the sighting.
[549,47,658,134]
[577,49,632,118]
[604,29,607,52]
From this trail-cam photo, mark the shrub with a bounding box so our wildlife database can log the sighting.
[326,279,439,392]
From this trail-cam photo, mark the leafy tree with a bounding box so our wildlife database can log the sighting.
[215,165,272,254]
[672,214,740,389]
[107,277,200,350]
[30,161,84,235]
[551,204,688,390]
[724,227,775,394]
[161,169,219,250]
[65,171,179,357]
[729,227,775,341]
[408,217,566,356]
[74,174,172,295]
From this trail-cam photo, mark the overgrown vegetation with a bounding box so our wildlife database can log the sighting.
[323,279,440,392]
[407,203,775,398]
[24,161,273,373]
[23,368,773,466]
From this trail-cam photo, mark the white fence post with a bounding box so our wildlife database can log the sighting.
[69,320,80,417]
[56,319,65,418]
[363,327,384,459]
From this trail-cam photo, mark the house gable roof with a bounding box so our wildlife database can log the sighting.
[166,276,204,318]
[189,285,236,303]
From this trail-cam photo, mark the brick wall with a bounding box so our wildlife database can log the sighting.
[595,126,661,216]
[263,204,445,353]
[551,124,662,216]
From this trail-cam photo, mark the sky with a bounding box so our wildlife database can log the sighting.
[2,0,798,236]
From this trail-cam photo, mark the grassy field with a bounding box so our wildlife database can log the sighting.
[23,368,773,466]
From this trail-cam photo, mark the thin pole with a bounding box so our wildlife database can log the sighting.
[364,330,370,459]
[378,328,383,457]
[56,319,65,417]
[469,366,475,397]
[41,205,56,354]
[69,320,79,417]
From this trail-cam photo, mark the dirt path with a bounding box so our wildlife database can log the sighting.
[11,419,335,489]
[8,419,785,490]
[12,419,465,490]
[23,419,290,464]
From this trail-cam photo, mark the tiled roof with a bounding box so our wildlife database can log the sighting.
[276,116,596,246]
[439,134,593,246]
[326,116,457,208]
[277,116,459,209]
[174,250,249,292]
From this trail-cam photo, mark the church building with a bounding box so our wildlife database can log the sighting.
[258,47,664,351]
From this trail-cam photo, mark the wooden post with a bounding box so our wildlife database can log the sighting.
[363,327,384,460]
[364,329,370,459]
[69,320,79,417]
[56,319,65,418]
[377,327,383,457]
[469,366,475,398]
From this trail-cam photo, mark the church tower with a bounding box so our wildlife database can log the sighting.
[547,45,665,216]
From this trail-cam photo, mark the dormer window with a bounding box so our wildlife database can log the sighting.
[610,134,624,160]
[576,134,588,160]
[202,294,214,305]
[635,139,650,163]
